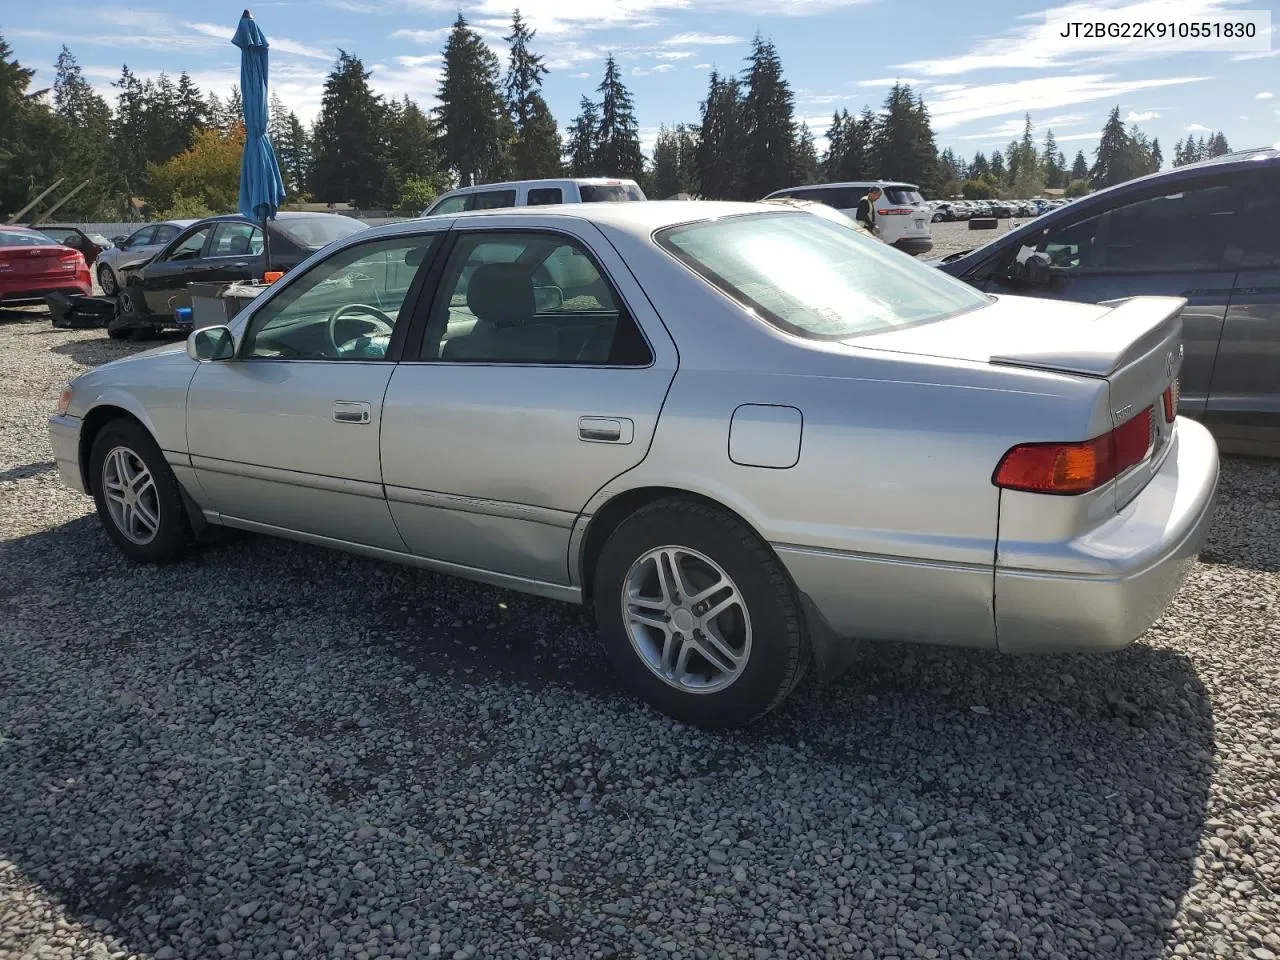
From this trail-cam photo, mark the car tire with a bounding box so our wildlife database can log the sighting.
[97,264,117,296]
[592,497,809,729]
[89,418,192,564]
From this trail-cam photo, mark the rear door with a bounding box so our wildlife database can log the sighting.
[191,221,261,285]
[971,175,1246,418]
[1205,167,1280,453]
[882,184,931,241]
[380,215,678,588]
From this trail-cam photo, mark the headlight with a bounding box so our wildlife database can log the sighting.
[56,385,74,416]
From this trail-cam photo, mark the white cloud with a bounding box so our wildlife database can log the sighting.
[855,77,921,88]
[1185,123,1212,132]
[392,27,452,44]
[1125,110,1160,122]
[693,63,712,69]
[573,71,592,78]
[1257,91,1275,100]
[655,50,696,60]
[661,32,744,46]
[188,22,330,59]
[1240,115,1249,120]
[651,63,675,72]
[901,0,1258,76]
[1231,48,1280,60]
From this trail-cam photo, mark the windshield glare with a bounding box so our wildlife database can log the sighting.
[657,212,990,340]
[274,216,368,249]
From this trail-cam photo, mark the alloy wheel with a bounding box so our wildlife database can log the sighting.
[101,446,161,545]
[621,545,752,694]
[98,265,117,295]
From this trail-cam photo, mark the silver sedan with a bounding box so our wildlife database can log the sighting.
[49,201,1220,728]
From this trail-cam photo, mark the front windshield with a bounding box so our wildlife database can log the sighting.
[273,216,368,250]
[657,212,991,340]
[0,229,57,246]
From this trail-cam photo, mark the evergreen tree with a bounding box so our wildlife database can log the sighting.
[1091,106,1139,188]
[565,96,599,176]
[0,34,64,219]
[1005,113,1042,196]
[111,65,149,196]
[822,110,847,180]
[938,147,964,185]
[792,122,819,185]
[1042,129,1061,188]
[871,83,937,191]
[1208,131,1230,157]
[1070,149,1089,180]
[437,14,508,186]
[651,125,683,197]
[504,10,561,179]
[268,92,290,148]
[594,54,643,179]
[1150,136,1163,171]
[383,96,449,204]
[738,36,794,200]
[311,51,389,206]
[277,111,312,197]
[969,150,990,178]
[695,68,741,199]
[52,46,121,218]
[175,72,207,147]
[989,151,1006,180]
[225,85,244,130]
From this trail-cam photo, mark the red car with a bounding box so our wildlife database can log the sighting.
[0,226,92,305]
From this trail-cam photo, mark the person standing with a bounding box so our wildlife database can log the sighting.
[855,186,882,236]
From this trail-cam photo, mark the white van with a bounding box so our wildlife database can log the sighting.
[762,181,933,254]
[422,178,646,217]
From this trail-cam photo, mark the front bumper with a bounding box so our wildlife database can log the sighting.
[49,414,86,495]
[994,417,1220,653]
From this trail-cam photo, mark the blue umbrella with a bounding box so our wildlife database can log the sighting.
[232,9,286,280]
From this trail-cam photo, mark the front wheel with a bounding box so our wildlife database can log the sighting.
[89,419,192,563]
[593,497,808,728]
[97,264,117,296]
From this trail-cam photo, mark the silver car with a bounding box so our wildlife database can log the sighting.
[95,220,197,295]
[49,202,1220,728]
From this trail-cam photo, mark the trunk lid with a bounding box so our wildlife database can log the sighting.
[853,293,1185,508]
[0,245,68,277]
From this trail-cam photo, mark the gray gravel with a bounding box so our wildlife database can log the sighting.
[2,304,1279,960]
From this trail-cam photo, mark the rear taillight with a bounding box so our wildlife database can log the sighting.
[994,406,1154,495]
[59,251,82,271]
[877,208,915,216]
[1162,380,1180,422]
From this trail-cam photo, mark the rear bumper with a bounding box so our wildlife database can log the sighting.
[994,417,1220,653]
[893,237,934,254]
[1,282,92,305]
[49,414,87,495]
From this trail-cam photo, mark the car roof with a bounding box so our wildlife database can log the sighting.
[186,212,353,227]
[768,180,919,194]
[391,199,786,240]
[32,223,81,229]
[438,177,641,196]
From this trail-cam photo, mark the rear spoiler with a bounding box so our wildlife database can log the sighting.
[989,296,1186,378]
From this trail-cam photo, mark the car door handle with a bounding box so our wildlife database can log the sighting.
[578,417,633,444]
[333,401,371,424]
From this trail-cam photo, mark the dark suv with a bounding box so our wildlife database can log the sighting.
[938,148,1280,456]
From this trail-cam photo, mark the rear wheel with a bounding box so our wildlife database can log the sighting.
[593,497,808,728]
[97,264,117,296]
[89,419,192,563]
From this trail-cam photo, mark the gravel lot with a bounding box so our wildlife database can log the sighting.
[2,283,1279,960]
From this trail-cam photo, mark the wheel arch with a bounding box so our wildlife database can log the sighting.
[78,404,148,494]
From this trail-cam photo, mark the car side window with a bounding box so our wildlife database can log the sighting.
[152,225,179,245]
[242,235,439,361]
[527,187,563,206]
[209,222,264,257]
[1037,182,1242,273]
[470,190,517,211]
[167,226,214,262]
[429,195,469,216]
[423,231,653,366]
[126,227,156,248]
[1229,171,1279,269]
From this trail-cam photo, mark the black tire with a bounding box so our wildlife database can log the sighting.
[97,264,117,296]
[89,418,192,563]
[106,324,132,340]
[592,497,808,729]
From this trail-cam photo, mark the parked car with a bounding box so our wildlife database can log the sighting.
[0,225,91,305]
[938,147,1280,456]
[32,224,112,267]
[422,178,647,217]
[50,200,1218,727]
[762,181,933,253]
[112,212,369,338]
[95,219,196,295]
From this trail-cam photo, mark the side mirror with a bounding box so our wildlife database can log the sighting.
[1023,252,1052,285]
[111,236,128,246]
[533,284,564,312]
[187,325,236,362]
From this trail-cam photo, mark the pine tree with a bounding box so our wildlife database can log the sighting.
[311,51,389,206]
[1070,149,1089,180]
[268,92,290,148]
[437,14,508,186]
[225,85,244,130]
[1042,129,1061,188]
[51,46,121,218]
[175,72,207,147]
[594,55,643,179]
[792,122,819,185]
[937,147,964,185]
[738,35,794,200]
[279,112,312,196]
[651,125,682,198]
[1208,131,1230,157]
[969,151,990,178]
[989,151,1006,180]
[822,111,847,180]
[1091,106,1138,188]
[0,36,67,219]
[872,83,937,190]
[1150,137,1163,171]
[695,68,741,199]
[503,10,561,179]
[565,96,599,176]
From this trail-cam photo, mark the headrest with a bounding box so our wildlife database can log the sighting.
[228,235,251,254]
[466,262,535,328]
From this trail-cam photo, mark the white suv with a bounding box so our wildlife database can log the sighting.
[422,178,646,217]
[762,181,933,254]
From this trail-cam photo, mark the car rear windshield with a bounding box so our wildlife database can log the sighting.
[656,212,990,340]
[884,187,924,205]
[272,216,368,249]
[578,183,646,202]
[0,229,56,247]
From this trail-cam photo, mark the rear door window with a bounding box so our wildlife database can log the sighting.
[209,222,264,257]
[578,183,646,203]
[470,190,518,211]
[152,225,179,245]
[125,226,157,248]
[527,187,563,206]
[884,187,924,205]
[428,195,470,216]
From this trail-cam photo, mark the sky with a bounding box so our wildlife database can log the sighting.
[5,0,1279,172]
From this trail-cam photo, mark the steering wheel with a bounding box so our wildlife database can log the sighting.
[326,303,395,356]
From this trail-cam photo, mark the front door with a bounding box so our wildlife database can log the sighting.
[185,231,446,549]
[974,177,1248,419]
[141,223,217,315]
[380,220,678,587]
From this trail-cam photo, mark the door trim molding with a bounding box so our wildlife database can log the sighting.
[189,454,385,500]
[384,484,577,529]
